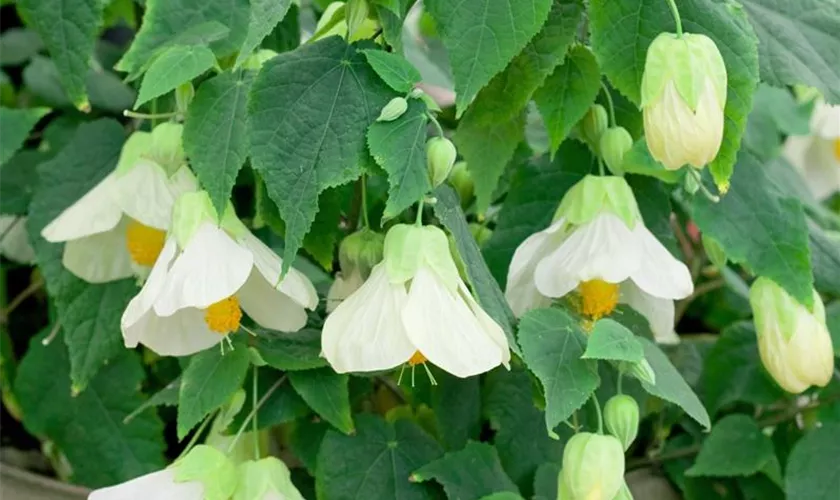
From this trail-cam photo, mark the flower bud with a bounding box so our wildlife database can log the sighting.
[562,432,626,500]
[749,277,834,393]
[175,82,194,115]
[338,228,385,280]
[604,395,640,451]
[683,169,700,194]
[641,32,727,170]
[448,161,474,205]
[581,104,609,154]
[410,88,442,112]
[377,97,408,122]
[617,359,656,386]
[426,136,457,188]
[599,126,633,176]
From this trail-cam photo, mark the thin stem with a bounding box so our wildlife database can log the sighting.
[428,113,444,137]
[597,157,606,176]
[688,168,720,203]
[227,375,286,454]
[0,278,44,324]
[177,411,215,461]
[572,411,580,431]
[674,278,725,321]
[251,366,259,460]
[415,199,425,226]
[591,394,604,434]
[617,371,624,395]
[361,173,370,228]
[665,0,683,36]
[123,110,178,120]
[150,99,160,128]
[600,81,617,126]
[0,217,21,243]
[41,321,61,346]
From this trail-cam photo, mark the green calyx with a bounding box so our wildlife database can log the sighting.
[554,175,642,228]
[115,122,187,177]
[232,457,305,500]
[383,224,460,292]
[172,445,237,500]
[603,395,640,451]
[599,126,633,176]
[749,277,823,343]
[339,228,385,280]
[171,191,246,248]
[641,32,727,111]
[562,432,626,500]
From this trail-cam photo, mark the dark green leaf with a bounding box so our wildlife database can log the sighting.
[687,415,776,477]
[0,107,49,166]
[124,377,180,424]
[289,368,353,434]
[136,45,217,108]
[229,368,308,431]
[628,174,680,257]
[582,318,644,362]
[290,417,330,473]
[0,28,43,66]
[431,370,481,450]
[23,56,136,113]
[786,423,840,500]
[412,441,520,499]
[827,302,840,357]
[362,49,422,93]
[0,150,46,215]
[255,328,328,371]
[234,0,292,68]
[532,462,561,500]
[810,225,840,296]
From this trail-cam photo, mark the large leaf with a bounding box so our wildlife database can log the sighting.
[786,423,840,500]
[17,0,102,108]
[433,185,519,355]
[288,368,353,434]
[740,0,840,103]
[184,70,254,214]
[687,414,776,477]
[15,329,165,488]
[248,36,394,270]
[316,414,443,500]
[135,45,217,108]
[431,369,481,450]
[692,150,813,306]
[234,0,293,68]
[412,441,520,499]
[588,0,760,187]
[0,107,49,166]
[26,119,135,389]
[367,98,430,218]
[518,308,600,434]
[424,0,553,116]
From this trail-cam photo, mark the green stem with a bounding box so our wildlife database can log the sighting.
[600,81,617,126]
[252,366,259,460]
[688,168,720,203]
[617,372,624,395]
[227,376,286,454]
[415,199,425,226]
[177,411,215,461]
[361,174,370,228]
[666,0,683,36]
[592,394,604,434]
[123,110,178,120]
[597,157,606,176]
[428,113,444,137]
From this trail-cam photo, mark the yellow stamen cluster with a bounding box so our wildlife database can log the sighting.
[204,296,242,335]
[578,279,620,321]
[408,351,428,366]
[125,219,166,266]
[833,138,840,162]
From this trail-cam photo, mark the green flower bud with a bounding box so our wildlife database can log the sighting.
[604,395,640,451]
[749,277,834,393]
[683,169,700,194]
[426,136,457,188]
[377,97,408,122]
[554,175,642,228]
[562,432,626,500]
[599,126,633,176]
[338,228,385,280]
[581,104,609,154]
[175,82,194,115]
[701,233,727,270]
[557,470,574,500]
[410,88,442,112]
[233,457,305,500]
[383,224,460,291]
[617,359,656,386]
[448,161,474,205]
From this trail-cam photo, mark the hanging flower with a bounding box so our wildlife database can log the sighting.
[506,175,693,343]
[40,122,198,283]
[0,215,35,264]
[783,99,840,201]
[233,457,305,500]
[322,223,510,378]
[326,228,384,313]
[121,191,318,356]
[559,432,626,500]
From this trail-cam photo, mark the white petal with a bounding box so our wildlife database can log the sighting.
[321,264,414,373]
[403,267,505,378]
[114,160,186,230]
[88,469,204,500]
[535,214,641,298]
[629,225,693,300]
[800,137,840,201]
[0,216,35,264]
[810,102,840,139]
[620,281,680,344]
[238,268,309,332]
[505,219,565,317]
[154,223,253,316]
[62,220,134,283]
[326,270,365,313]
[123,238,178,346]
[123,307,223,357]
[41,172,122,242]
[239,231,318,310]
[459,279,511,368]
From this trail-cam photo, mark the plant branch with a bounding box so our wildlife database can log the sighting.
[0,278,44,323]
[674,278,725,321]
[227,375,286,454]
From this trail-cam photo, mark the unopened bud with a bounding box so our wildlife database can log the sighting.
[562,432,626,500]
[581,104,609,154]
[604,395,640,451]
[175,82,194,115]
[377,97,408,122]
[339,228,385,280]
[426,136,457,188]
[409,88,441,112]
[448,161,474,204]
[599,126,633,175]
[619,358,656,386]
[469,223,492,247]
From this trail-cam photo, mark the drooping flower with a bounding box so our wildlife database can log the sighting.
[41,122,197,283]
[0,215,35,264]
[121,191,318,356]
[326,228,384,313]
[322,223,510,378]
[749,277,834,393]
[641,32,727,171]
[783,100,840,200]
[560,432,626,500]
[233,457,305,500]
[506,175,693,343]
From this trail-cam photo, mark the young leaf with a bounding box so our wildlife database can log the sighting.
[288,368,353,434]
[786,423,840,500]
[687,414,776,477]
[412,442,521,499]
[518,308,600,434]
[582,319,644,362]
[135,45,217,108]
[533,45,601,155]
[0,107,49,165]
[248,37,394,270]
[424,0,553,116]
[234,0,292,68]
[362,49,422,93]
[254,328,328,371]
[183,70,254,215]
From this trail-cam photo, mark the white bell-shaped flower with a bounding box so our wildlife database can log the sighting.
[0,215,35,264]
[40,122,197,283]
[506,175,693,343]
[322,223,510,378]
[783,100,840,201]
[233,457,305,500]
[121,191,318,356]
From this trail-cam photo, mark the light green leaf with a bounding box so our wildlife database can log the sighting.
[316,414,443,500]
[0,107,49,166]
[637,337,711,429]
[136,45,216,108]
[740,0,840,103]
[786,423,840,500]
[17,0,102,108]
[0,28,43,66]
[183,70,254,215]
[687,415,776,477]
[433,185,519,355]
[288,368,353,434]
[175,445,238,500]
[518,308,600,434]
[234,0,292,68]
[622,139,684,184]
[367,98,430,218]
[254,329,327,371]
[177,346,251,439]
[412,442,520,499]
[533,44,601,155]
[362,49,422,93]
[582,319,644,362]
[425,0,553,116]
[692,150,813,306]
[248,37,394,270]
[467,0,584,125]
[588,0,760,187]
[480,494,526,500]
[373,0,409,52]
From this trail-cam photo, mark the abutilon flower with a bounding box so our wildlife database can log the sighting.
[560,432,626,500]
[641,32,727,171]
[749,277,834,393]
[322,223,510,379]
[506,175,693,343]
[326,228,384,313]
[121,191,317,356]
[40,123,197,283]
[233,457,305,500]
[783,100,840,200]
